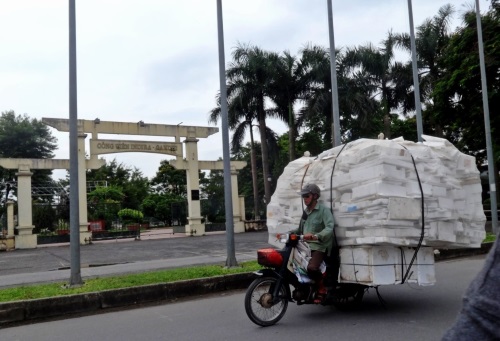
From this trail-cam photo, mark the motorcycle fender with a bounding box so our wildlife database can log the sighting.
[252,269,292,301]
[252,268,280,278]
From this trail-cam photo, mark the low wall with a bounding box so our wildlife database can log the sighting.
[244,220,267,232]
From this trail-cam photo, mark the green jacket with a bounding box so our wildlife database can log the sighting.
[290,202,335,254]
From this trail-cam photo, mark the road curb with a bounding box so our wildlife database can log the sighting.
[434,242,493,261]
[0,272,255,327]
[0,243,494,327]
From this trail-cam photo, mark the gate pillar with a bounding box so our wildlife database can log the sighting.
[231,167,245,233]
[78,133,92,243]
[14,165,37,249]
[184,136,204,236]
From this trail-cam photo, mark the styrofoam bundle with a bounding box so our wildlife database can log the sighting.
[334,214,358,227]
[337,198,391,214]
[345,227,425,238]
[339,246,435,286]
[353,218,416,228]
[396,247,436,286]
[353,236,419,246]
[352,180,407,200]
[267,135,486,249]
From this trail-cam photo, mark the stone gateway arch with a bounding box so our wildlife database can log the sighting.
[1,118,246,249]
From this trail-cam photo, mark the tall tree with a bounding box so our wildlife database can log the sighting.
[222,43,279,205]
[433,4,500,169]
[268,50,309,161]
[150,160,186,196]
[299,44,337,147]
[346,32,413,139]
[0,110,58,203]
[85,159,149,210]
[141,192,186,226]
[141,160,188,225]
[199,169,225,223]
[209,90,262,220]
[299,45,380,145]
[394,4,455,137]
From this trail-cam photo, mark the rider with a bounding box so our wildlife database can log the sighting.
[290,183,334,303]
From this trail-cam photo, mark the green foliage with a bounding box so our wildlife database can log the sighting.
[117,208,144,223]
[483,232,496,243]
[200,169,225,222]
[150,160,186,196]
[432,6,500,167]
[0,111,58,205]
[88,186,125,203]
[391,116,418,142]
[85,159,150,211]
[32,205,57,233]
[0,111,57,159]
[141,193,186,226]
[296,130,328,157]
[87,185,124,228]
[232,143,265,219]
[219,43,280,204]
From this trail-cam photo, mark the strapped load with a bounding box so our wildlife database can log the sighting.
[266,136,486,286]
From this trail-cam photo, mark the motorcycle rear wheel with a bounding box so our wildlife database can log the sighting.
[244,277,288,327]
[332,283,366,310]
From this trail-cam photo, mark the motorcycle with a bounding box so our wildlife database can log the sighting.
[244,233,367,327]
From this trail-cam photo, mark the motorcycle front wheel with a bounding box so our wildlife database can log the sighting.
[244,276,288,327]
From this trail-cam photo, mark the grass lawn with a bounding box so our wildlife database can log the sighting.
[483,232,497,243]
[0,261,261,303]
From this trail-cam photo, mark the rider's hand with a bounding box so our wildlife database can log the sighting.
[304,233,316,241]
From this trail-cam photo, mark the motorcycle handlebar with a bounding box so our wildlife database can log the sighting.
[276,233,303,243]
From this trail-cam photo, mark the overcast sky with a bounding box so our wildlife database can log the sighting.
[0,0,490,180]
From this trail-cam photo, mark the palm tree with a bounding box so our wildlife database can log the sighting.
[299,45,334,145]
[393,4,455,137]
[267,50,309,161]
[226,43,279,205]
[346,32,413,139]
[210,43,281,215]
[209,92,261,220]
[299,44,380,144]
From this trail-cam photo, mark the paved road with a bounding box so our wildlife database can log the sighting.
[0,229,271,288]
[0,255,486,341]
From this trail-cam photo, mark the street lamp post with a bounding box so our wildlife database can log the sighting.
[407,0,424,142]
[327,0,341,147]
[216,0,237,267]
[475,0,498,234]
[68,0,82,286]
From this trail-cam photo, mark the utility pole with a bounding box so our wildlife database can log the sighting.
[216,0,237,267]
[475,0,498,235]
[68,0,82,286]
[327,0,341,147]
[407,0,424,142]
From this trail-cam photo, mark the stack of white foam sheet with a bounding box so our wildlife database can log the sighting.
[339,246,436,286]
[266,136,486,286]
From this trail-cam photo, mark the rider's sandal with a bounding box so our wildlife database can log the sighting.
[313,289,327,304]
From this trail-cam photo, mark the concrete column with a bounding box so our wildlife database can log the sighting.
[239,195,246,225]
[2,201,16,250]
[184,136,204,236]
[7,201,15,237]
[14,165,37,249]
[230,167,244,233]
[78,133,92,244]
